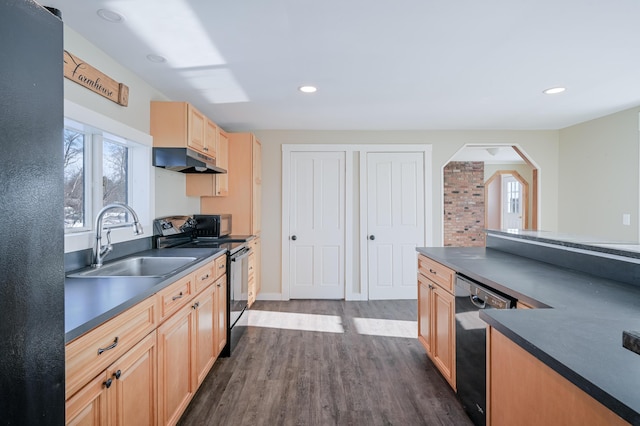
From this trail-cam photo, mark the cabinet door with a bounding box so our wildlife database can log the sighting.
[66,372,109,425]
[187,105,206,154]
[215,130,229,196]
[432,285,456,390]
[417,274,432,355]
[194,285,216,386]
[215,275,227,356]
[247,251,256,308]
[157,305,195,426]
[253,237,261,296]
[204,119,218,157]
[108,332,157,426]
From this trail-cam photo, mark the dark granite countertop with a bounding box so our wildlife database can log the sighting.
[417,246,640,425]
[65,247,226,343]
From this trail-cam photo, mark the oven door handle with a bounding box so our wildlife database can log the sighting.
[231,247,251,261]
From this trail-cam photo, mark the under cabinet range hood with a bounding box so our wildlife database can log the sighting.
[152,147,227,174]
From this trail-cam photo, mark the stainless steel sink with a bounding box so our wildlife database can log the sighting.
[67,256,198,278]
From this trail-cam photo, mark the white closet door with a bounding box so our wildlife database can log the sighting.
[366,152,424,300]
[289,152,345,299]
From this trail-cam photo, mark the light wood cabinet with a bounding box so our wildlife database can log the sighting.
[204,119,218,159]
[487,328,628,426]
[157,299,195,426]
[201,132,262,235]
[214,274,227,356]
[185,128,229,197]
[417,254,456,390]
[66,332,157,425]
[66,254,227,426]
[150,101,215,156]
[247,250,256,308]
[252,237,262,297]
[65,296,157,400]
[194,284,216,387]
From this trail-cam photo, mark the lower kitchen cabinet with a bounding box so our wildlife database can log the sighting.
[215,274,227,356]
[158,279,225,426]
[487,328,628,426]
[66,255,228,426]
[194,284,216,386]
[66,332,157,425]
[417,254,456,390]
[247,249,256,308]
[157,297,196,426]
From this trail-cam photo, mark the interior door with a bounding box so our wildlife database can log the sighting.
[367,152,424,299]
[501,174,523,229]
[289,152,345,299]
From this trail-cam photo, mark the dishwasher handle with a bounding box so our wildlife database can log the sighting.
[457,274,514,309]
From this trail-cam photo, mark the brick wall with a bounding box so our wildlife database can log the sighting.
[443,161,485,247]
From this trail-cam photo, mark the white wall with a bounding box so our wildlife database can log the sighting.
[559,106,640,242]
[255,130,559,297]
[62,26,200,222]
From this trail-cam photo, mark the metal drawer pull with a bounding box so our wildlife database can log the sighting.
[192,302,200,309]
[97,337,119,355]
[218,264,225,269]
[172,292,183,301]
[201,274,209,281]
[429,268,437,274]
[103,378,113,389]
[113,370,122,380]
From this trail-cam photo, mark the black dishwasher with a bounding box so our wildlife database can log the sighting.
[455,274,516,426]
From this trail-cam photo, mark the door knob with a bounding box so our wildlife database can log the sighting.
[369,235,375,240]
[291,235,297,241]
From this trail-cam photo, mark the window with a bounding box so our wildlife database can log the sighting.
[63,119,138,232]
[63,101,153,254]
[63,127,87,229]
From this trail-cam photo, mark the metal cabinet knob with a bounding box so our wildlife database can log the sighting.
[291,235,297,241]
[369,235,375,240]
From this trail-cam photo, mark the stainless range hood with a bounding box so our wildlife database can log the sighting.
[152,147,227,174]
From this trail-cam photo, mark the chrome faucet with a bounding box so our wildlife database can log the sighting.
[92,202,144,267]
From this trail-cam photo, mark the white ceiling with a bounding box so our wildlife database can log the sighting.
[45,0,640,132]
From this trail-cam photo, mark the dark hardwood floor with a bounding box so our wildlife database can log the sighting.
[178,300,472,426]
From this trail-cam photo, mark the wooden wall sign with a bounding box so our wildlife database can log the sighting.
[63,50,129,106]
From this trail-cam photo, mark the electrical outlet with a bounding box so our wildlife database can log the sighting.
[623,213,631,226]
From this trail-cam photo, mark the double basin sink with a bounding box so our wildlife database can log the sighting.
[67,256,197,278]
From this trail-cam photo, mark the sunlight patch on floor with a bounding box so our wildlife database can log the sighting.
[237,310,344,334]
[352,317,417,338]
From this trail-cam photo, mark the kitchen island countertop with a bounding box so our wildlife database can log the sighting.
[417,245,640,425]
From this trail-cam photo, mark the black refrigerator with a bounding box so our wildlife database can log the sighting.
[0,1,65,424]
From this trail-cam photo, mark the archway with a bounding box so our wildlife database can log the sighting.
[443,144,539,246]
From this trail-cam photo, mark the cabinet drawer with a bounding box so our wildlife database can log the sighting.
[214,255,226,280]
[65,296,157,400]
[157,273,194,321]
[194,261,215,293]
[418,255,454,293]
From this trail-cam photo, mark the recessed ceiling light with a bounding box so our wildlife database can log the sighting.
[299,85,317,93]
[543,87,566,95]
[146,54,167,63]
[97,9,124,23]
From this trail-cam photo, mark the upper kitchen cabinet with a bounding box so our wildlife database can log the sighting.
[201,132,262,235]
[186,129,229,197]
[150,101,215,156]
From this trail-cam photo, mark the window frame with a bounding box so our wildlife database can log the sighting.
[63,100,154,254]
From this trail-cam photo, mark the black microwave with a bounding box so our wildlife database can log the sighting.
[193,214,232,238]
